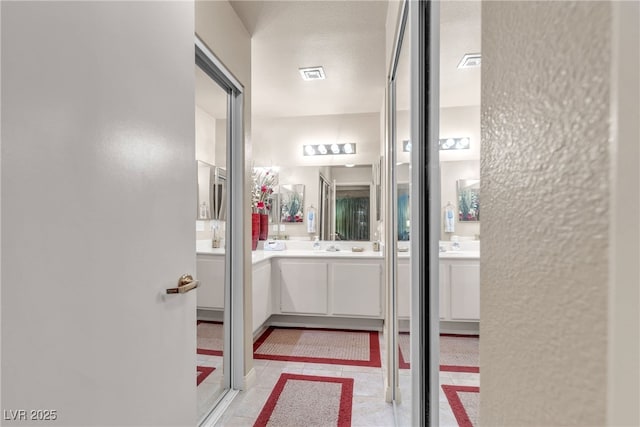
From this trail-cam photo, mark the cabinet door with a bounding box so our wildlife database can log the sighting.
[439,261,448,320]
[450,263,480,320]
[280,261,328,314]
[397,261,410,318]
[196,255,225,309]
[252,262,271,333]
[331,262,382,317]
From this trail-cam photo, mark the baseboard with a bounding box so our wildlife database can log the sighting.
[439,321,479,335]
[242,367,256,390]
[266,314,384,332]
[197,308,224,322]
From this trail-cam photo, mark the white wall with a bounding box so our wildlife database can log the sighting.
[481,2,611,425]
[253,112,381,167]
[440,105,480,162]
[196,105,216,165]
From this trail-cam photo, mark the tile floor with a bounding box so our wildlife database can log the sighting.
[207,332,479,427]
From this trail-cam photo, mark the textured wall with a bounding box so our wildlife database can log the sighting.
[481,2,611,425]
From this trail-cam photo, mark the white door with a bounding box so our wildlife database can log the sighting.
[2,3,197,425]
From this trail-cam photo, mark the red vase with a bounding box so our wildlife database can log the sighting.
[259,213,269,240]
[251,213,260,250]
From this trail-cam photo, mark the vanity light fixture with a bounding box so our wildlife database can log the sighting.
[299,66,326,81]
[403,138,471,151]
[439,137,470,150]
[302,143,357,156]
[458,53,481,69]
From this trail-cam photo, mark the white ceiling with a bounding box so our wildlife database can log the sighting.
[230,0,388,118]
[230,0,481,118]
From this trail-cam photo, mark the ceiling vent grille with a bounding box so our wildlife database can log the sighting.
[299,66,326,81]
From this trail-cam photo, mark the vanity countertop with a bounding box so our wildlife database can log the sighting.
[196,241,479,263]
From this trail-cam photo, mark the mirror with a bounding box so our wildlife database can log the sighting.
[457,179,480,222]
[318,175,333,240]
[197,160,226,221]
[397,183,410,241]
[254,164,378,240]
[195,54,231,421]
[335,185,371,241]
[279,184,305,223]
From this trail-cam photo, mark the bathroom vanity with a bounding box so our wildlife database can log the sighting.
[196,241,480,335]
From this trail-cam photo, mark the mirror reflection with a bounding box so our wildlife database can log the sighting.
[194,62,228,421]
[335,185,370,241]
[457,179,480,222]
[255,164,378,241]
[197,161,226,221]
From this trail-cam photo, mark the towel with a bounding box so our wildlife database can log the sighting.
[444,204,455,233]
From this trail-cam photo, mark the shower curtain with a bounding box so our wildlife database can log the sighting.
[335,196,370,241]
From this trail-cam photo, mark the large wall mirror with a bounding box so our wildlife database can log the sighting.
[197,160,226,221]
[255,164,379,241]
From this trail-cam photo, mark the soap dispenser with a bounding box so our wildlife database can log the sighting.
[313,236,321,251]
[211,223,220,248]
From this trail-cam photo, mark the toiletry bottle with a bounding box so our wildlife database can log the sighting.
[313,236,320,250]
[373,232,380,252]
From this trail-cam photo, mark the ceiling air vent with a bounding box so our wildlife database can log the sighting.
[457,53,481,69]
[299,66,326,81]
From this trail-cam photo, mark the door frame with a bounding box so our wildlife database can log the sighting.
[195,35,246,419]
[410,1,440,425]
[388,0,440,424]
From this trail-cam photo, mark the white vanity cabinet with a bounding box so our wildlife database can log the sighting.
[397,260,410,318]
[252,260,272,332]
[278,260,329,315]
[273,257,384,319]
[439,261,449,320]
[448,262,480,320]
[440,259,480,321]
[196,254,225,309]
[330,261,383,318]
[398,257,480,322]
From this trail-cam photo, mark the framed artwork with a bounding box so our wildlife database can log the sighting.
[457,179,480,222]
[280,184,305,223]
